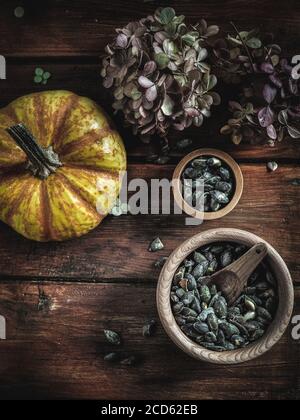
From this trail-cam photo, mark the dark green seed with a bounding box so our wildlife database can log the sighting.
[231,335,245,347]
[220,250,233,267]
[215,181,232,193]
[219,167,231,181]
[193,252,207,264]
[155,257,168,269]
[200,285,211,303]
[207,157,222,168]
[193,321,210,334]
[257,307,272,322]
[181,307,198,317]
[219,322,240,339]
[104,352,119,362]
[149,237,164,252]
[173,302,184,314]
[191,297,202,313]
[214,297,228,319]
[198,308,215,322]
[175,316,186,326]
[181,325,199,338]
[211,191,229,204]
[207,313,219,332]
[186,274,197,291]
[216,330,226,346]
[192,262,209,279]
[143,320,157,337]
[250,329,265,342]
[104,330,121,345]
[205,332,217,343]
[120,356,137,366]
[224,341,235,351]
[176,288,186,298]
[182,292,195,306]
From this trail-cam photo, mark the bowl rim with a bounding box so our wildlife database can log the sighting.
[157,228,294,365]
[172,148,244,221]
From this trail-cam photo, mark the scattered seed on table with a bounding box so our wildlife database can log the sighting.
[149,237,164,252]
[14,6,25,18]
[154,257,168,269]
[104,329,121,345]
[267,161,278,172]
[104,352,120,363]
[143,320,157,337]
[120,355,137,366]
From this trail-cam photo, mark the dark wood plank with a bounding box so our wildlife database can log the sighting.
[1,62,300,161]
[0,164,299,283]
[0,0,299,57]
[0,282,299,400]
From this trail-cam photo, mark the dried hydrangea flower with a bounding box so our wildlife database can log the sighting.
[102,8,220,143]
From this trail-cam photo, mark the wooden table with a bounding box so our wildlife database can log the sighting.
[0,0,299,400]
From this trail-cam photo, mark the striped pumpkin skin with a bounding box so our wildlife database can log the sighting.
[0,91,127,242]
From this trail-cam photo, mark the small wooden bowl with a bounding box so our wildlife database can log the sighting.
[173,149,244,220]
[157,228,294,365]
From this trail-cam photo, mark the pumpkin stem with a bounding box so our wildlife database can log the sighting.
[6,124,62,180]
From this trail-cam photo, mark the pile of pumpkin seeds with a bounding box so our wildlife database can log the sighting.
[171,242,278,352]
[181,156,235,212]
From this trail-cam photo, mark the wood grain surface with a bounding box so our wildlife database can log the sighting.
[0,282,299,400]
[0,0,299,400]
[0,164,299,282]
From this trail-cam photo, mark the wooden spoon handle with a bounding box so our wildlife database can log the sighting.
[228,243,268,289]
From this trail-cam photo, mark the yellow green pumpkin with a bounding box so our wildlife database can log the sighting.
[0,90,126,242]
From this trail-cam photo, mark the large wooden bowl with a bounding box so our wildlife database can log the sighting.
[157,228,294,365]
[173,149,244,220]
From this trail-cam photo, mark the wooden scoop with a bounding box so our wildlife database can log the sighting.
[202,243,268,306]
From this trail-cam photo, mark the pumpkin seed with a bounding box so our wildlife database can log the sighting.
[250,329,265,342]
[243,312,256,322]
[186,274,197,291]
[245,296,256,312]
[175,316,186,326]
[267,161,278,172]
[193,321,210,334]
[173,302,184,314]
[120,355,138,366]
[181,307,198,317]
[176,288,186,298]
[104,330,121,345]
[171,241,278,352]
[207,313,219,332]
[149,237,164,252]
[200,285,211,303]
[193,261,209,278]
[231,335,245,347]
[104,352,120,363]
[155,256,168,268]
[193,251,207,264]
[257,307,272,322]
[198,307,215,322]
[181,156,235,212]
[218,167,231,181]
[182,291,195,306]
[207,157,222,168]
[220,250,233,267]
[205,332,218,343]
[191,297,202,313]
[214,296,227,319]
[143,320,157,337]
